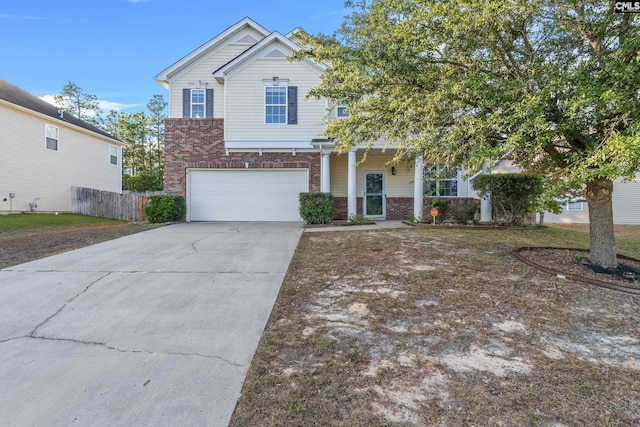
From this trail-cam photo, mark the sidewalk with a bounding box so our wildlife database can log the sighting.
[303,220,411,233]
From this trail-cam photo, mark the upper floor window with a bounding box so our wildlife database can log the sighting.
[45,124,59,151]
[336,105,349,118]
[182,88,213,118]
[265,86,287,124]
[424,165,458,197]
[191,89,205,118]
[263,79,297,125]
[110,145,118,165]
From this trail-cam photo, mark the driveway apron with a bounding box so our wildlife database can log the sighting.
[0,222,302,426]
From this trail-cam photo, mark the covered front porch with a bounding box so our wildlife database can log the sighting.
[316,146,479,221]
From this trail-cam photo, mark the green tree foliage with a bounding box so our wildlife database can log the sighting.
[54,81,100,125]
[54,82,167,192]
[122,171,163,192]
[296,0,640,268]
[146,94,168,177]
[473,173,544,224]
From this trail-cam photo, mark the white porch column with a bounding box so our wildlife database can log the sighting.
[413,154,424,220]
[321,152,331,193]
[347,149,357,218]
[480,163,492,222]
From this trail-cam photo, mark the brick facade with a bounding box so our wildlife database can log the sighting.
[164,118,321,197]
[164,119,479,222]
[333,196,479,221]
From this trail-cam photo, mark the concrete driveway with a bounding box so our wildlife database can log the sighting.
[0,222,302,426]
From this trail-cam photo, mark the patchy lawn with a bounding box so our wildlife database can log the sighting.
[0,213,162,269]
[232,226,640,426]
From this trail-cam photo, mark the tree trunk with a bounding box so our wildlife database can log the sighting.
[585,178,618,269]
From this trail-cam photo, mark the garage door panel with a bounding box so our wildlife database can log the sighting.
[189,170,308,222]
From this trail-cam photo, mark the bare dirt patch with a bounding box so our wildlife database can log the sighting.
[232,227,640,426]
[0,222,160,269]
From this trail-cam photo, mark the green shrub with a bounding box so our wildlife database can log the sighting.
[425,198,450,223]
[348,213,373,224]
[472,173,543,224]
[299,192,334,224]
[452,202,480,224]
[144,195,186,223]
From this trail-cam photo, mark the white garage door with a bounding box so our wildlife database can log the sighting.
[188,169,308,221]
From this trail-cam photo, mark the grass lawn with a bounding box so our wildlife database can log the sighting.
[0,213,161,269]
[232,226,640,426]
[0,212,127,233]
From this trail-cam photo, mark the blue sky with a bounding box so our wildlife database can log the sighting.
[1,0,348,114]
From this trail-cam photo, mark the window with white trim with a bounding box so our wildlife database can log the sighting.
[566,200,583,211]
[45,124,59,151]
[191,89,205,118]
[336,104,349,118]
[110,145,118,165]
[265,86,287,124]
[424,165,458,197]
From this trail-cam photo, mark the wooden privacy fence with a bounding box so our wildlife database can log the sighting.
[71,186,162,222]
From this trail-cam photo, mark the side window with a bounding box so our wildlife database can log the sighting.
[182,88,213,118]
[265,86,287,124]
[336,105,349,118]
[566,200,583,211]
[191,89,205,118]
[110,145,118,165]
[45,124,59,151]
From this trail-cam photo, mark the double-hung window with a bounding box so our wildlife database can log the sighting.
[424,165,458,197]
[191,89,205,118]
[265,86,287,124]
[182,87,213,118]
[110,145,118,165]
[45,124,59,151]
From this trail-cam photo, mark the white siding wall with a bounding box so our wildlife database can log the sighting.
[543,177,640,225]
[0,104,122,212]
[167,28,264,118]
[225,58,326,145]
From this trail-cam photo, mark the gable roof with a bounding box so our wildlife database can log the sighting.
[0,80,121,143]
[154,17,270,86]
[212,31,327,83]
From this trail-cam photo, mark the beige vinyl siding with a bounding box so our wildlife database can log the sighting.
[168,31,262,118]
[225,58,326,143]
[0,104,121,213]
[329,152,411,198]
[330,152,471,198]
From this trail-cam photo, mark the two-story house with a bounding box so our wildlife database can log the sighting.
[155,17,481,222]
[0,80,124,214]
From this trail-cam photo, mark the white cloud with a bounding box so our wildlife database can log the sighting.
[40,95,58,106]
[40,95,142,116]
[0,14,10,18]
[98,100,142,111]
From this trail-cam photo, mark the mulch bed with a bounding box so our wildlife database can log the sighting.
[514,247,640,294]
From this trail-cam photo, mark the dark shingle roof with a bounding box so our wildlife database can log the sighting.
[0,79,119,141]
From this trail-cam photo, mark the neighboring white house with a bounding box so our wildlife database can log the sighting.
[492,159,640,225]
[156,17,479,222]
[0,80,125,213]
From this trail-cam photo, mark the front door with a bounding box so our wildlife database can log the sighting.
[364,171,385,218]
